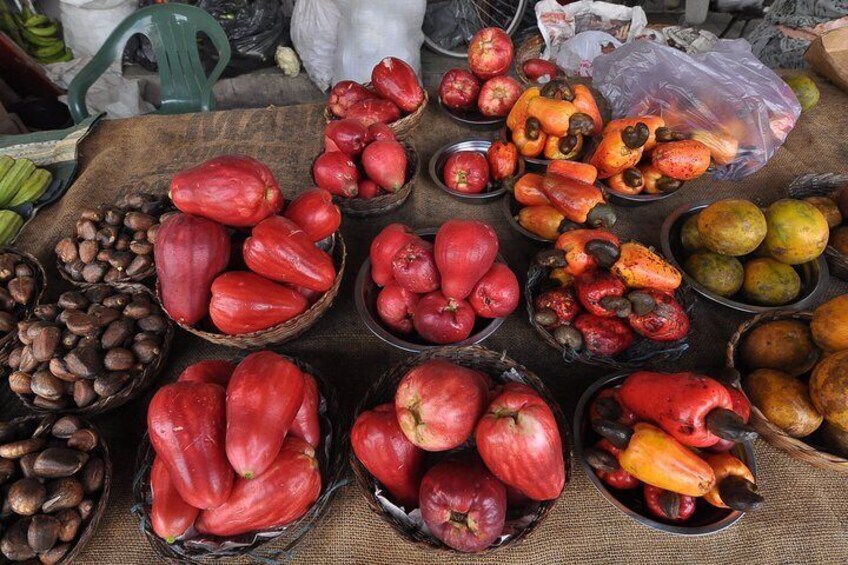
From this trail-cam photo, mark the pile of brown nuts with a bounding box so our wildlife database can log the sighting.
[6,285,171,410]
[0,252,43,337]
[0,416,108,563]
[54,193,169,285]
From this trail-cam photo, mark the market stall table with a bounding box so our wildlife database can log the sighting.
[4,75,848,564]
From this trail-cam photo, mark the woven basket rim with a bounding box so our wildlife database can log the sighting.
[349,345,573,555]
[726,309,848,472]
[514,34,547,85]
[333,141,419,217]
[12,282,174,416]
[323,82,428,139]
[0,247,47,362]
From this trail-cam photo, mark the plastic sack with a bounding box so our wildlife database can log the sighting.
[556,32,622,77]
[421,0,480,54]
[592,39,801,180]
[59,0,136,58]
[332,0,425,85]
[291,0,340,91]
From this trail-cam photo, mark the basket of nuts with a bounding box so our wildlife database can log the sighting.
[0,414,111,564]
[54,193,168,287]
[5,284,174,415]
[0,248,46,361]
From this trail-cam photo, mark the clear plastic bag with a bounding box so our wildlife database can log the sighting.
[592,39,801,180]
[291,0,341,91]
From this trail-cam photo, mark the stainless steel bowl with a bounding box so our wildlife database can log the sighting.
[429,139,522,203]
[438,98,506,131]
[661,200,829,314]
[574,372,756,536]
[605,184,681,207]
[354,228,507,352]
[501,192,554,244]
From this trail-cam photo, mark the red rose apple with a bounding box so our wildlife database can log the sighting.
[312,151,359,197]
[419,457,506,553]
[357,179,381,200]
[324,118,369,157]
[377,283,420,334]
[328,80,376,118]
[468,262,519,318]
[438,68,481,111]
[362,140,407,192]
[394,359,489,451]
[478,76,522,118]
[413,291,476,345]
[370,224,417,287]
[367,122,396,143]
[467,27,514,80]
[391,239,440,294]
[443,151,490,194]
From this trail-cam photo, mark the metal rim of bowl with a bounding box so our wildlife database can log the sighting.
[437,97,507,130]
[660,200,829,314]
[605,183,682,207]
[573,371,756,536]
[500,191,555,244]
[354,228,507,353]
[429,139,519,203]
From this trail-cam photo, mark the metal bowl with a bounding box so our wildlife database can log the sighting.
[661,200,828,314]
[438,98,506,131]
[574,372,756,536]
[605,184,682,207]
[354,228,507,352]
[501,192,554,244]
[429,139,522,203]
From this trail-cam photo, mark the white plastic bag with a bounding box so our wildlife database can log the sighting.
[59,0,135,58]
[556,32,622,77]
[332,0,425,85]
[291,0,341,92]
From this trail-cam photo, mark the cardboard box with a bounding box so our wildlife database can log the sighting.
[805,27,848,93]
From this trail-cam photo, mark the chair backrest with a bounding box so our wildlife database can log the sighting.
[67,4,231,123]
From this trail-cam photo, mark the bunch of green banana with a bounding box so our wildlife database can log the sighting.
[0,155,53,208]
[0,210,24,245]
[4,4,73,64]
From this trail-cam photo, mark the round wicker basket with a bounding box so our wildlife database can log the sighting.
[323,82,428,140]
[332,141,419,217]
[726,310,848,473]
[350,345,572,554]
[787,173,848,281]
[0,247,46,362]
[515,34,566,85]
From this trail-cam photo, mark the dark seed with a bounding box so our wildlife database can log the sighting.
[32,326,61,362]
[8,371,32,394]
[56,509,81,542]
[8,276,35,304]
[33,396,69,410]
[0,311,14,333]
[88,305,120,327]
[64,347,102,378]
[68,429,98,453]
[28,514,60,553]
[132,340,160,364]
[125,254,152,277]
[49,358,78,383]
[73,381,97,408]
[8,478,47,515]
[82,261,108,284]
[51,417,83,439]
[33,304,58,322]
[55,238,79,264]
[7,347,22,369]
[18,346,39,372]
[80,457,104,493]
[33,448,88,479]
[103,348,135,371]
[0,457,15,483]
[75,219,97,240]
[0,519,36,561]
[77,499,94,521]
[42,478,84,513]
[93,372,130,397]
[58,292,88,311]
[40,542,71,565]
[78,240,98,264]
[123,301,151,319]
[554,325,583,350]
[0,438,46,459]
[101,319,133,349]
[534,309,559,328]
[31,371,65,401]
[83,286,112,304]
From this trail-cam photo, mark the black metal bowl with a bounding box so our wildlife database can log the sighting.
[429,139,522,203]
[438,98,506,131]
[574,372,757,536]
[500,191,554,244]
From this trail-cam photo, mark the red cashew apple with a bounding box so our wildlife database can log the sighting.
[154,213,231,326]
[312,151,359,198]
[478,76,522,118]
[170,155,283,227]
[644,484,696,522]
[243,216,336,292]
[468,262,519,318]
[413,291,476,345]
[283,188,342,243]
[225,351,305,478]
[150,456,199,544]
[367,122,396,143]
[434,219,499,300]
[627,289,690,342]
[467,27,514,80]
[178,360,237,387]
[148,382,233,509]
[486,140,518,181]
[196,437,322,536]
[347,98,402,128]
[593,439,641,490]
[209,272,309,335]
[439,68,481,111]
[476,386,565,501]
[443,151,490,194]
[358,179,381,200]
[522,58,558,82]
[328,80,376,118]
[391,239,440,294]
[371,56,425,113]
[289,373,322,448]
[370,223,417,287]
[351,403,425,508]
[394,359,489,451]
[362,140,407,192]
[574,313,635,357]
[419,457,507,553]
[377,283,420,334]
[324,119,369,157]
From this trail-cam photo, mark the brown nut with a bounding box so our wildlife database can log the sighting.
[77,499,94,521]
[42,478,84,513]
[138,314,167,334]
[56,508,81,542]
[101,319,133,350]
[93,372,130,397]
[28,514,60,553]
[83,286,112,304]
[147,223,160,243]
[123,300,151,319]
[79,208,102,222]
[8,371,32,394]
[102,294,129,310]
[14,263,32,278]
[33,396,70,410]
[75,219,97,241]
[39,542,72,565]
[7,276,35,305]
[19,452,38,479]
[103,267,122,283]
[103,207,123,226]
[7,347,22,370]
[55,238,79,264]
[16,320,35,345]
[0,287,14,311]
[80,457,104,493]
[73,381,97,408]
[129,239,153,255]
[33,448,88,479]
[0,254,18,280]
[0,457,15,484]
[1,519,36,561]
[87,305,120,328]
[32,326,61,362]
[30,371,64,401]
[81,262,108,284]
[78,240,99,264]
[51,416,83,439]
[96,226,119,249]
[64,347,102,378]
[125,254,153,277]
[103,348,135,371]
[57,292,88,311]
[114,234,131,252]
[49,358,78,383]
[8,478,47,515]
[0,438,46,459]
[132,340,160,364]
[33,304,58,322]
[68,429,98,453]
[18,346,39,373]
[124,211,156,231]
[0,311,15,333]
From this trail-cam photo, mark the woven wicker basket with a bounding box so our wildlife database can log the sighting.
[526,248,695,370]
[515,34,564,85]
[3,415,112,565]
[350,345,572,554]
[159,232,346,349]
[332,141,419,217]
[726,310,848,473]
[323,82,428,140]
[132,355,345,564]
[11,283,174,416]
[787,173,848,281]
[0,247,46,362]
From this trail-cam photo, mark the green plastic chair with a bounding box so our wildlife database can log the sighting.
[67,4,231,123]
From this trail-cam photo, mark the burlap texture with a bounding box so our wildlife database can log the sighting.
[4,75,848,564]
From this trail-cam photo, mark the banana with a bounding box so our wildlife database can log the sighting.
[0,156,13,179]
[25,22,59,37]
[0,210,24,246]
[24,14,49,27]
[22,29,60,47]
[32,41,65,59]
[37,47,73,64]
[8,168,52,207]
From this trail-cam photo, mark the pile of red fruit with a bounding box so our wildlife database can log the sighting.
[147,352,325,541]
[156,155,341,335]
[438,27,522,118]
[313,118,409,200]
[369,220,519,344]
[352,358,565,553]
[441,141,519,195]
[327,57,426,127]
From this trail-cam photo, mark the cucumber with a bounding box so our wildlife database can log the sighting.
[8,168,52,207]
[0,159,35,206]
[0,156,13,179]
[0,210,24,245]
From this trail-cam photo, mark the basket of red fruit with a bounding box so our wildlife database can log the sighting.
[324,57,427,140]
[155,155,345,348]
[351,345,571,553]
[526,231,695,369]
[355,221,519,352]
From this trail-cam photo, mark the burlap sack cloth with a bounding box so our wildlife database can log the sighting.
[4,75,848,564]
